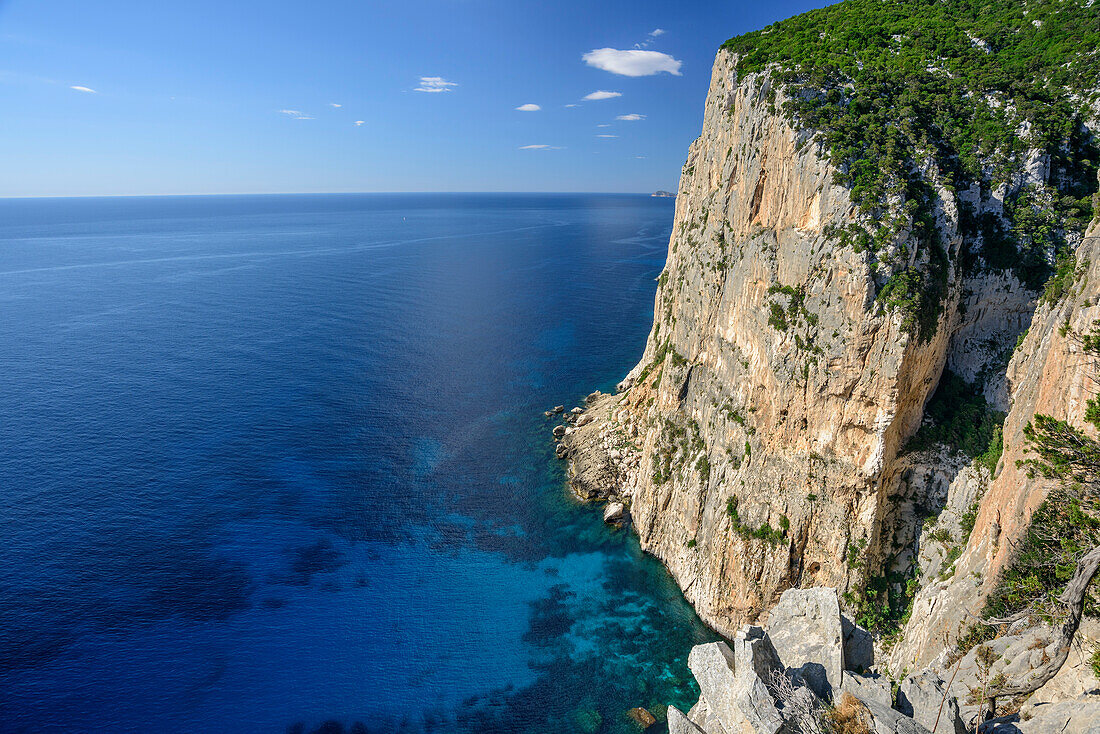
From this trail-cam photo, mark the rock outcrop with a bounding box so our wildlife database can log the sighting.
[559,4,1100,724]
[670,588,937,734]
[562,47,1039,638]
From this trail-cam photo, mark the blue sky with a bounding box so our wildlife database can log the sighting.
[1,0,827,196]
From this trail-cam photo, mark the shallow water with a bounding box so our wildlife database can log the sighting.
[0,193,717,733]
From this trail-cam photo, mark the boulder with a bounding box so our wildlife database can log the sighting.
[603,502,625,524]
[1014,696,1100,733]
[857,696,932,734]
[555,443,568,459]
[667,705,707,734]
[626,707,657,729]
[571,407,584,415]
[842,614,875,673]
[576,414,593,426]
[841,671,894,709]
[544,410,554,418]
[553,424,567,438]
[765,587,845,696]
[552,405,565,414]
[687,635,784,734]
[897,672,966,734]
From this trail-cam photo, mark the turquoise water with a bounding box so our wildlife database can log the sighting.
[0,193,717,733]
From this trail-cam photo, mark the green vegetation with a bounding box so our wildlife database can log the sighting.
[957,404,1100,655]
[907,370,1005,473]
[726,496,788,545]
[722,0,1099,336]
[959,497,982,538]
[636,340,689,386]
[843,568,920,640]
[985,487,1100,621]
[1042,252,1083,304]
[1078,321,1100,355]
[696,454,711,482]
[766,283,822,342]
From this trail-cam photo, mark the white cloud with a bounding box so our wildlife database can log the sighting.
[596,134,618,138]
[280,109,314,119]
[415,76,457,93]
[354,120,365,126]
[583,90,622,101]
[634,28,667,48]
[519,144,563,150]
[596,124,611,127]
[329,103,342,108]
[515,103,541,111]
[635,155,647,159]
[583,48,682,77]
[616,113,646,121]
[564,103,580,108]
[70,85,96,93]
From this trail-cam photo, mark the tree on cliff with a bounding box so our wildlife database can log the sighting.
[975,398,1100,721]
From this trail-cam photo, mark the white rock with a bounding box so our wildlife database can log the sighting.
[765,587,845,697]
[603,502,625,524]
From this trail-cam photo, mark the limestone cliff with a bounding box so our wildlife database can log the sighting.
[888,198,1100,676]
[555,0,1100,725]
[562,49,1038,638]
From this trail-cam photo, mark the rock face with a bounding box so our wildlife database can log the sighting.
[764,588,845,696]
[561,47,1040,637]
[889,213,1100,674]
[561,22,1100,726]
[896,672,965,734]
[667,705,707,734]
[1003,697,1100,734]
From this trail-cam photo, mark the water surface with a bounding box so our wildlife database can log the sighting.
[0,193,716,733]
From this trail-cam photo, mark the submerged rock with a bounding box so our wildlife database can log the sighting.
[626,707,657,729]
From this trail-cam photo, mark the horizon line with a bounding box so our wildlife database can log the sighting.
[1,190,677,201]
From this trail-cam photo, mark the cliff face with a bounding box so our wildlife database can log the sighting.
[564,49,1040,637]
[889,201,1100,674]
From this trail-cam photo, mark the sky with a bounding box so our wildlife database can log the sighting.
[0,0,829,196]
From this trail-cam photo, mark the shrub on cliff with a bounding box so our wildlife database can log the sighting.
[723,0,1099,337]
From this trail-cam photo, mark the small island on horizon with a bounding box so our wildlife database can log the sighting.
[650,190,675,198]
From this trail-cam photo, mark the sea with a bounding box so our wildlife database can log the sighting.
[0,193,717,734]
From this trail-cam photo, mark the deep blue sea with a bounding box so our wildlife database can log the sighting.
[0,194,716,734]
